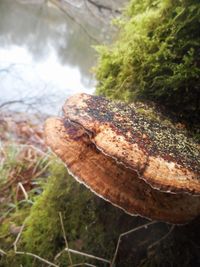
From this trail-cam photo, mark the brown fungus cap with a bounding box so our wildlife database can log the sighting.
[45,117,200,224]
[63,93,200,195]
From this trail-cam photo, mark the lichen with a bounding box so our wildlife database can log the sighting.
[84,96,200,174]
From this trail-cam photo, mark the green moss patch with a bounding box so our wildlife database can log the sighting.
[95,0,200,130]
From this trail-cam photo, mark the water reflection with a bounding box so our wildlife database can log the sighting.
[0,0,99,114]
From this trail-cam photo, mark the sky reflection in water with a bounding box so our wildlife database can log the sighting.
[0,0,98,114]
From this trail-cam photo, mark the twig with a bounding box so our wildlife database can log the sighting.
[0,100,24,109]
[87,0,120,13]
[56,255,97,267]
[15,251,59,267]
[84,0,106,23]
[49,0,100,43]
[0,248,7,255]
[54,248,65,261]
[64,248,110,264]
[13,221,59,267]
[59,212,73,265]
[148,225,175,250]
[110,221,158,267]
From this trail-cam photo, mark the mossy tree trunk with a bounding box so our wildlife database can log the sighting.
[18,159,156,267]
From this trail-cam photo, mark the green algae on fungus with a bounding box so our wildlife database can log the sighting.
[84,95,200,175]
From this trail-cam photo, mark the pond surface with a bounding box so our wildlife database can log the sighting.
[0,0,105,114]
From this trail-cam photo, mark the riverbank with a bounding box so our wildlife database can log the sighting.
[0,110,48,225]
[0,111,45,147]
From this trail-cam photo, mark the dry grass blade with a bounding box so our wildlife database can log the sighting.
[15,251,59,267]
[13,221,59,267]
[110,221,158,267]
[32,160,51,179]
[64,248,111,264]
[59,211,73,265]
[16,182,28,201]
[148,225,175,250]
[54,248,65,261]
[0,248,7,255]
[68,263,96,267]
[13,223,26,252]
[19,144,49,157]
[57,212,109,265]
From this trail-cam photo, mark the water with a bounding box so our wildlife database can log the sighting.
[0,0,102,114]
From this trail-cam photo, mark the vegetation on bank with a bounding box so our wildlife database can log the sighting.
[95,0,200,132]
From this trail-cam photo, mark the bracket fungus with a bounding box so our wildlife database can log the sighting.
[45,93,200,224]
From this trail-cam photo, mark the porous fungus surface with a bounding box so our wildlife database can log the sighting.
[83,95,200,175]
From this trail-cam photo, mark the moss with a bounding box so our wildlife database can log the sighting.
[1,144,199,266]
[0,206,31,267]
[0,143,50,266]
[84,95,199,174]
[12,157,148,267]
[93,2,200,262]
[95,0,200,131]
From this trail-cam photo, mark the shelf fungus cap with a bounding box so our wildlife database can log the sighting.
[63,93,200,195]
[45,116,200,224]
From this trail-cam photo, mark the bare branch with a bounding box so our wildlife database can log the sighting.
[49,0,100,43]
[110,221,158,267]
[87,0,121,14]
[84,0,105,23]
[0,100,25,109]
